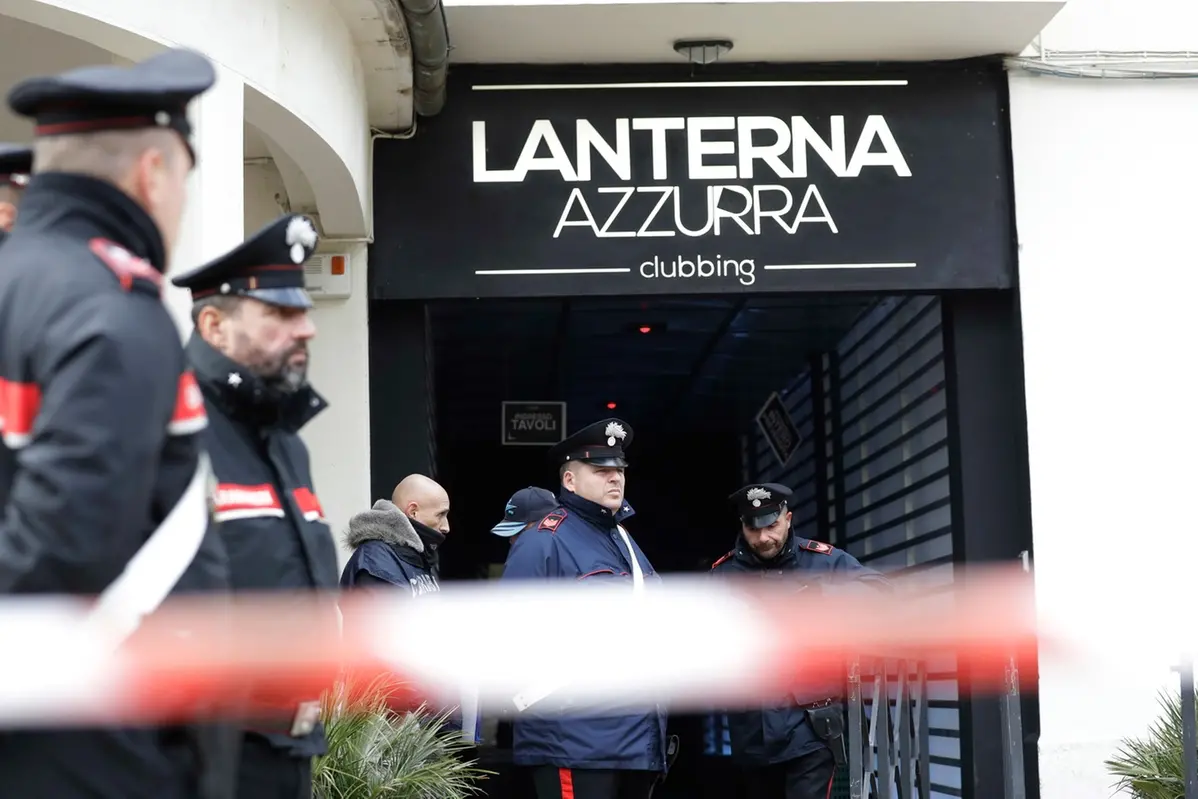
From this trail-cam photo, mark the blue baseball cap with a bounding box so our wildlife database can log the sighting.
[491,486,558,537]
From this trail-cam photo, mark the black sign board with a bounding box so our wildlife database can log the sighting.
[502,401,566,446]
[371,63,1014,300]
[756,392,801,467]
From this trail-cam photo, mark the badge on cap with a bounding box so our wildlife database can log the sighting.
[746,486,771,508]
[286,216,318,264]
[605,421,627,447]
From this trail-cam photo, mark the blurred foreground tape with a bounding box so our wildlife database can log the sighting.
[0,565,1047,728]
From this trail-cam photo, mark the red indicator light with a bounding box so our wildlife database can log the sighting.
[638,326,652,334]
[606,402,617,410]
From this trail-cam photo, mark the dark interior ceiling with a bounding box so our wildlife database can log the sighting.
[430,294,881,446]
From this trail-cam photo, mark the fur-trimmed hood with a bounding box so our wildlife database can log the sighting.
[343,499,425,552]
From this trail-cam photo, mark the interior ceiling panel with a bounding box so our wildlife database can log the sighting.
[430,295,881,444]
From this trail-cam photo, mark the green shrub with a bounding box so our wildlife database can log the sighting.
[1105,688,1196,799]
[312,675,492,799]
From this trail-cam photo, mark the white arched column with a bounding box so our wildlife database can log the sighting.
[166,63,245,336]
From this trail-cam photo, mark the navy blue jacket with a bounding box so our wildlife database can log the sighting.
[711,533,886,765]
[339,499,442,595]
[501,490,669,773]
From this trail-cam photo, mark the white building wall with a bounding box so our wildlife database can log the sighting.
[1010,0,1198,795]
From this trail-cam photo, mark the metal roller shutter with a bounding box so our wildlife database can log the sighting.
[752,295,962,798]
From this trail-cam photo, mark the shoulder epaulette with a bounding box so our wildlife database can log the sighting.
[89,238,163,296]
[711,550,735,570]
[801,539,834,555]
[538,509,567,533]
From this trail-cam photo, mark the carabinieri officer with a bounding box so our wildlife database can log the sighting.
[171,213,341,799]
[501,418,672,799]
[0,48,234,799]
[711,482,888,799]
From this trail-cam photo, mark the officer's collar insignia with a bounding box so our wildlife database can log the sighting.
[285,216,318,264]
[227,372,243,387]
[746,486,771,507]
[604,421,627,447]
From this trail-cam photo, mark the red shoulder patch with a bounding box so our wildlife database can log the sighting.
[89,238,162,294]
[0,376,41,450]
[711,550,735,570]
[539,510,567,533]
[167,370,207,436]
[802,540,834,555]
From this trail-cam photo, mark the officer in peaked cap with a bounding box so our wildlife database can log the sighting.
[502,417,675,799]
[0,48,236,799]
[172,212,319,309]
[731,481,794,532]
[710,483,887,799]
[8,47,216,166]
[173,214,339,799]
[547,416,635,469]
[0,143,32,237]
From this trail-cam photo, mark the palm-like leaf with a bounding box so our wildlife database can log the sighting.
[1105,688,1195,799]
[312,673,493,799]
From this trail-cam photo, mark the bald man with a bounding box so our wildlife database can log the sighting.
[339,474,450,594]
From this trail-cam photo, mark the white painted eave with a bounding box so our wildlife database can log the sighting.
[443,0,1067,64]
[331,0,415,130]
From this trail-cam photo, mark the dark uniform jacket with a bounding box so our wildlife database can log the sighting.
[0,173,233,798]
[187,333,340,758]
[711,533,885,765]
[340,499,443,594]
[500,490,669,773]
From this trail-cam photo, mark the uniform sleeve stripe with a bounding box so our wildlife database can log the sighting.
[0,377,42,449]
[169,370,207,437]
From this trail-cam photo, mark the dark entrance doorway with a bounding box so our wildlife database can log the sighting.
[366,290,1042,799]
[427,292,879,799]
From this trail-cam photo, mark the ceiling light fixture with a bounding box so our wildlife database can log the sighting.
[673,39,733,66]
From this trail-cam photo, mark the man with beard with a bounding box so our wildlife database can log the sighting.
[170,213,341,799]
[0,143,31,238]
[710,483,888,799]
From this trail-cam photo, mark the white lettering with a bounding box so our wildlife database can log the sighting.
[510,414,559,432]
[471,115,907,183]
[792,116,846,178]
[636,186,675,237]
[512,119,578,182]
[846,114,911,177]
[552,188,599,238]
[597,187,636,238]
[553,184,838,240]
[687,117,737,181]
[631,118,684,180]
[576,119,630,181]
[737,116,792,180]
[639,255,757,286]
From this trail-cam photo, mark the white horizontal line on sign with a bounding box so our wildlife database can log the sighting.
[763,262,918,271]
[471,80,909,91]
[476,268,633,275]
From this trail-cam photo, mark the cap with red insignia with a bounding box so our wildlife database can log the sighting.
[548,418,634,469]
[171,213,320,310]
[0,144,32,188]
[6,48,216,166]
[729,482,792,529]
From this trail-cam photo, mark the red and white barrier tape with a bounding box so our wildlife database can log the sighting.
[0,567,1049,728]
